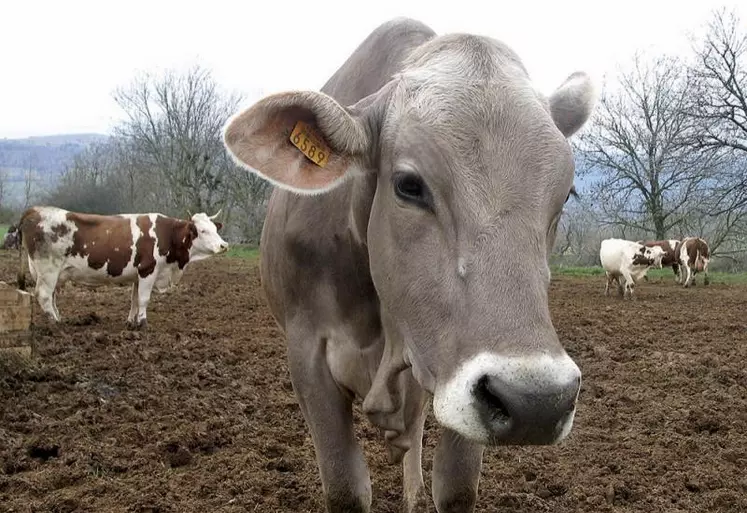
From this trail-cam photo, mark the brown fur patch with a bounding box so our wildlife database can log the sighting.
[66,213,133,277]
[51,223,70,241]
[154,216,196,270]
[683,237,710,271]
[18,208,45,257]
[134,216,156,278]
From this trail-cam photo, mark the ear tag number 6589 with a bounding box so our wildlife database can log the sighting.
[290,121,331,168]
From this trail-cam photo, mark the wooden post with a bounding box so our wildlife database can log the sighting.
[0,281,33,358]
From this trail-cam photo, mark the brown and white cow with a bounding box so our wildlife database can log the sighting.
[675,236,710,287]
[636,239,680,282]
[600,238,666,298]
[17,206,228,328]
[222,18,596,513]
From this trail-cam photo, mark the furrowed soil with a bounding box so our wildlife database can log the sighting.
[1,250,746,512]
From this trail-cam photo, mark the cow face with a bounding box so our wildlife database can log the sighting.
[223,36,596,446]
[649,246,666,267]
[190,212,229,256]
[633,245,665,267]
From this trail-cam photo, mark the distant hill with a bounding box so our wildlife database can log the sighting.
[0,133,109,206]
[0,133,109,174]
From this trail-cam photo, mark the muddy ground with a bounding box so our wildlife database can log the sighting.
[0,250,745,513]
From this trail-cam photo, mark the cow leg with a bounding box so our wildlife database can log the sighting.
[621,271,635,299]
[431,428,484,512]
[52,289,61,321]
[286,323,372,513]
[50,277,64,321]
[133,276,155,330]
[682,264,692,288]
[604,272,613,296]
[126,281,140,329]
[34,265,61,322]
[611,274,624,298]
[398,376,430,512]
[703,261,710,285]
[672,263,680,282]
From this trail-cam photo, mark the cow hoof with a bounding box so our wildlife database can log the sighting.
[126,319,148,331]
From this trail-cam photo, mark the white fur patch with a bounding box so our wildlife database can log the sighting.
[457,257,467,278]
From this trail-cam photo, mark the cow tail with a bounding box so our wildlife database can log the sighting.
[17,227,28,291]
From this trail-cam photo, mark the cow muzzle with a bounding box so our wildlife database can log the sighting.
[432,352,582,446]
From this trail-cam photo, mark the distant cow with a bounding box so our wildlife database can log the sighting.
[600,238,666,298]
[676,237,710,287]
[2,224,20,250]
[17,206,228,329]
[636,239,680,282]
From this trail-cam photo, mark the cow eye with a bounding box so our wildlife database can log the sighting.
[393,171,430,209]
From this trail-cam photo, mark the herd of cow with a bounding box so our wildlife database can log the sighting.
[0,17,723,513]
[599,236,711,299]
[0,223,712,327]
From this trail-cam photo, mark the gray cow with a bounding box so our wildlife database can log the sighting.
[224,18,596,513]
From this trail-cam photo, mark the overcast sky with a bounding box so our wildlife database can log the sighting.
[1,0,743,139]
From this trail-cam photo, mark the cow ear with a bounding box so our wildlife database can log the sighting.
[548,72,597,138]
[214,222,223,231]
[223,90,373,195]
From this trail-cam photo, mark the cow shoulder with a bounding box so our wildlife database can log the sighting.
[155,216,197,269]
[134,215,157,278]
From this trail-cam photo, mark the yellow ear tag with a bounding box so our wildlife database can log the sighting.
[289,121,331,168]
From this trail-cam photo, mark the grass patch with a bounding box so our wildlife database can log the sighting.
[551,265,747,284]
[0,224,8,237]
[225,244,260,261]
[550,266,606,277]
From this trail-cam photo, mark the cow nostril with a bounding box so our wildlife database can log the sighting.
[474,375,511,423]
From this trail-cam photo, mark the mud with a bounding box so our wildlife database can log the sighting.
[1,250,746,512]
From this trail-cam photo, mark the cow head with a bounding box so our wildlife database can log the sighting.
[189,211,229,257]
[223,35,597,446]
[632,245,665,267]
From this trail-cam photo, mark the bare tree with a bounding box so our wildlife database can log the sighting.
[23,158,36,210]
[44,140,124,214]
[575,53,717,240]
[112,65,244,216]
[687,8,747,156]
[683,8,747,254]
[223,152,271,242]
